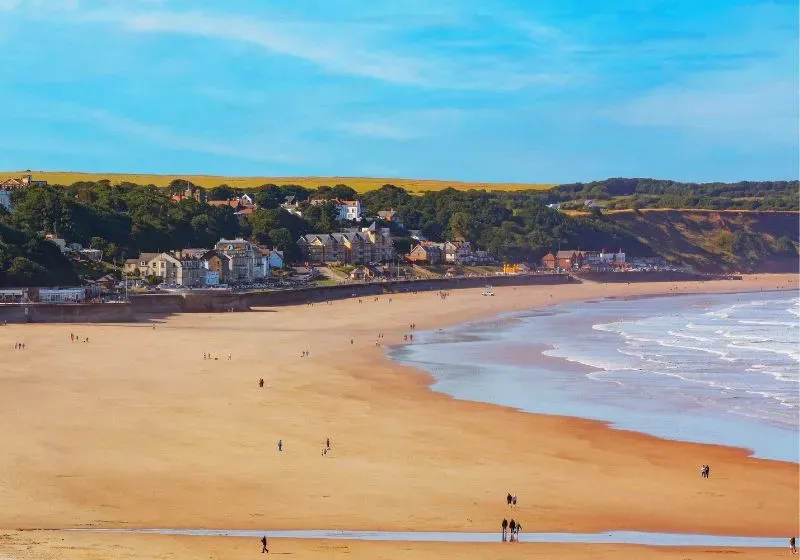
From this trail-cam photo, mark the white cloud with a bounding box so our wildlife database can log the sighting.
[73,7,563,91]
[609,65,798,147]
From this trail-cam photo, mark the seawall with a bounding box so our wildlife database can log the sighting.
[574,271,742,283]
[0,274,573,323]
[0,302,134,324]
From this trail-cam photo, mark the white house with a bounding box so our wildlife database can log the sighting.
[338,200,362,222]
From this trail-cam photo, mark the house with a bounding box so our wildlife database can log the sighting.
[443,241,472,264]
[408,230,427,242]
[235,206,257,217]
[297,226,394,265]
[541,250,585,270]
[171,187,204,203]
[152,252,205,287]
[208,199,242,209]
[125,252,160,276]
[407,243,443,264]
[214,238,260,283]
[546,203,562,210]
[268,249,284,269]
[377,209,403,227]
[96,274,118,293]
[0,174,47,188]
[338,200,362,222]
[0,175,46,211]
[202,249,232,284]
[280,200,303,217]
[349,266,374,281]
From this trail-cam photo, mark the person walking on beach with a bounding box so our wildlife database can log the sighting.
[326,437,331,450]
[260,535,269,553]
[509,519,516,542]
[789,536,797,554]
[501,518,508,541]
[278,440,282,452]
[506,493,512,507]
[259,378,264,388]
[512,495,517,508]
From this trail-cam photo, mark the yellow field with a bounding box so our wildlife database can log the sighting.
[2,171,553,193]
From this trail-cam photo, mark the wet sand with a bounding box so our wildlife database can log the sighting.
[0,530,788,559]
[0,274,797,559]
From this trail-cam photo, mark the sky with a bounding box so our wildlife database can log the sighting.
[0,0,797,183]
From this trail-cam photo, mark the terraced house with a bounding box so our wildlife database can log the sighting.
[298,224,394,264]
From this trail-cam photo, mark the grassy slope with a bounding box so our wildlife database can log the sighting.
[1,171,552,193]
[608,209,800,272]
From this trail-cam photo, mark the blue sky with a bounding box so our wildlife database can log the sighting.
[0,0,797,183]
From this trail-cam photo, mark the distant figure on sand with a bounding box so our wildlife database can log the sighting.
[790,536,796,554]
[278,440,282,452]
[259,378,264,388]
[501,518,508,541]
[512,495,517,507]
[506,493,512,506]
[326,437,331,449]
[261,535,269,553]
[509,519,516,542]
[516,522,522,541]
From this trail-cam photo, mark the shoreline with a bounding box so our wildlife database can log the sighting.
[0,274,797,559]
[389,288,799,463]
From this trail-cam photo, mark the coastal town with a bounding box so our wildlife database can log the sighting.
[0,174,705,305]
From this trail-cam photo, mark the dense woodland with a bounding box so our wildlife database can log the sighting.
[547,178,798,210]
[0,177,796,286]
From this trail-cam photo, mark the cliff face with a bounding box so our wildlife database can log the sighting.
[607,210,799,273]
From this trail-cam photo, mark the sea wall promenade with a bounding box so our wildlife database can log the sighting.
[0,273,575,323]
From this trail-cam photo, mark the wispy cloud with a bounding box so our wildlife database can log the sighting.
[71,6,564,90]
[608,69,798,147]
[83,108,301,163]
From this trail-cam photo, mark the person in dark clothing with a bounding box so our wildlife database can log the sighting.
[506,493,512,506]
[260,535,269,553]
[509,519,516,542]
[278,440,282,452]
[501,518,508,541]
[326,437,331,449]
[259,378,264,388]
[789,536,796,554]
[515,522,522,541]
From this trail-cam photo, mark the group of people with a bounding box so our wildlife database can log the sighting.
[300,350,311,357]
[501,518,522,542]
[699,464,711,478]
[506,493,518,507]
[13,341,26,350]
[69,333,89,343]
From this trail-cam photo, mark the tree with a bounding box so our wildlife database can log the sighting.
[448,212,472,240]
[209,184,237,201]
[268,227,293,250]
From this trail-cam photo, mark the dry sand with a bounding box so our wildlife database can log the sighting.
[0,274,797,559]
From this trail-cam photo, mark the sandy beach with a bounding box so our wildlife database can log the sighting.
[0,274,797,559]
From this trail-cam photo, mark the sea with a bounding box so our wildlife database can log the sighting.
[389,290,799,462]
